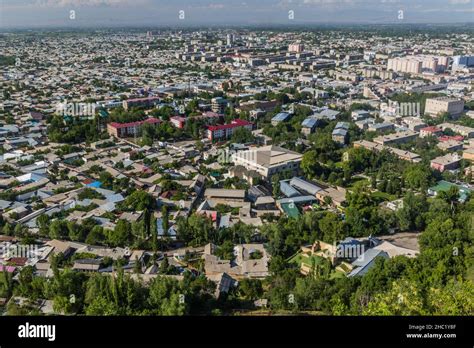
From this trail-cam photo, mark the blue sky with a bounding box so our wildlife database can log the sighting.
[1,0,473,28]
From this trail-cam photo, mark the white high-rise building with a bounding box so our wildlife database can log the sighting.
[288,43,304,53]
[387,55,449,74]
[226,34,234,46]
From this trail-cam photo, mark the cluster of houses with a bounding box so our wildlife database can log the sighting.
[293,236,418,278]
[1,27,474,314]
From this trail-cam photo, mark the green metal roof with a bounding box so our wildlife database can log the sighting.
[429,180,471,202]
[281,202,300,218]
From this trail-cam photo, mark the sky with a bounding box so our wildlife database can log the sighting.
[0,0,473,29]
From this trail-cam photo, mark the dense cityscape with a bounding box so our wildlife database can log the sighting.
[0,15,473,321]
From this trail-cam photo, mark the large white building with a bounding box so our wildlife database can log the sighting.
[387,57,422,74]
[231,145,303,179]
[425,97,465,118]
[452,55,474,70]
[387,55,449,74]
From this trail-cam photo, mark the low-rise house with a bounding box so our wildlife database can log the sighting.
[437,140,463,152]
[373,130,418,146]
[203,243,270,279]
[72,259,101,272]
[438,123,474,138]
[420,126,443,138]
[170,116,187,129]
[430,153,461,172]
[204,188,246,204]
[207,272,237,298]
[347,249,389,277]
[368,122,394,133]
[301,118,319,136]
[351,110,371,121]
[353,140,421,163]
[157,218,177,240]
[316,187,347,209]
[332,122,349,144]
[271,112,292,126]
[463,148,474,162]
[373,241,418,258]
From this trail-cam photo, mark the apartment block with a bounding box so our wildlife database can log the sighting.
[430,153,461,172]
[107,118,162,138]
[207,119,253,141]
[424,98,465,118]
[373,130,418,146]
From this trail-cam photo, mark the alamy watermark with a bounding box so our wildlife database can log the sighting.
[217,148,257,165]
[56,99,96,117]
[1,243,39,261]
[380,101,420,118]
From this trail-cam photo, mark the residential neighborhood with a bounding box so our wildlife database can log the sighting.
[0,16,473,320]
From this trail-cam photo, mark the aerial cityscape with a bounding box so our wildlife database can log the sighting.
[0,1,473,339]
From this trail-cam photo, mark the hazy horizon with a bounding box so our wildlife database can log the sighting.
[1,0,473,29]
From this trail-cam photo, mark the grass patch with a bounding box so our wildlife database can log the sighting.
[466,259,474,283]
[371,191,397,203]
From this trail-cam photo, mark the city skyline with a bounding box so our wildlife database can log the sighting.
[1,0,473,29]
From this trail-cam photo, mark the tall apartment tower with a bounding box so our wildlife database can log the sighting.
[289,43,305,53]
[226,34,234,46]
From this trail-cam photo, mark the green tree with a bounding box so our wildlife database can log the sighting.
[427,280,474,315]
[108,220,132,247]
[363,279,426,315]
[238,279,263,301]
[122,190,156,211]
[230,127,254,143]
[318,212,344,243]
[49,220,68,239]
[301,150,323,179]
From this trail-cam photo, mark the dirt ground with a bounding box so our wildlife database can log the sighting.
[378,232,420,251]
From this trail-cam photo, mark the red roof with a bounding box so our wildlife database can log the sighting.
[0,265,16,273]
[109,117,161,129]
[198,210,218,222]
[438,135,464,142]
[421,126,442,133]
[208,119,253,132]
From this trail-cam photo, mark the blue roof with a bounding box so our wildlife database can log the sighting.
[272,112,291,122]
[335,122,350,130]
[315,109,340,120]
[332,129,348,136]
[302,118,318,128]
[279,195,317,205]
[280,180,300,198]
[157,218,177,237]
[290,177,323,196]
[348,249,389,277]
[157,218,164,235]
[86,181,102,188]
